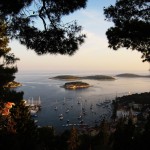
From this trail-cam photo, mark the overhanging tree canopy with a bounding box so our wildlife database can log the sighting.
[104,0,150,62]
[0,21,39,149]
[0,0,87,55]
[0,21,19,87]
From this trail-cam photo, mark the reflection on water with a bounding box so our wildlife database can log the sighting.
[15,71,150,133]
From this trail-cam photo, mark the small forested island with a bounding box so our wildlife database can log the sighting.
[62,81,90,90]
[4,81,22,88]
[51,75,115,81]
[116,73,150,78]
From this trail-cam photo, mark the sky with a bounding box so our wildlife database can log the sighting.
[10,0,149,73]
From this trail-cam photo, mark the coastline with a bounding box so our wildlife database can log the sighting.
[14,71,150,133]
[4,81,22,88]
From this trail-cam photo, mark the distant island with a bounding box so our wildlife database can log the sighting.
[116,73,150,78]
[51,75,115,81]
[51,75,80,80]
[82,75,115,80]
[62,81,90,90]
[4,81,22,88]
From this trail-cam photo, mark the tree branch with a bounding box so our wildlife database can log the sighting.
[39,1,47,30]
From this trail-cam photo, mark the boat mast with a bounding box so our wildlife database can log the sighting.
[38,96,41,105]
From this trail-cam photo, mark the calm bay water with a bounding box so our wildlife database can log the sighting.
[15,71,150,133]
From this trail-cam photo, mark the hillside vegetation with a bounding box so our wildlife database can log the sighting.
[51,75,115,80]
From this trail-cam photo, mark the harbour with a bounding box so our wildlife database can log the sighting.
[15,71,150,133]
[23,92,130,133]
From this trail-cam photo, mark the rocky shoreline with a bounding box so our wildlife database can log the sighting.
[4,81,22,88]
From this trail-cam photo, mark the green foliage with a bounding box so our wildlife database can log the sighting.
[0,0,32,16]
[68,127,79,150]
[0,20,39,150]
[140,113,150,149]
[104,0,150,62]
[111,100,118,121]
[78,134,91,150]
[116,92,150,104]
[0,21,19,86]
[0,21,10,55]
[38,126,56,149]
[98,119,110,147]
[0,0,87,56]
[112,118,136,150]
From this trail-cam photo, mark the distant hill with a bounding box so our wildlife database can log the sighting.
[51,75,115,81]
[116,73,150,78]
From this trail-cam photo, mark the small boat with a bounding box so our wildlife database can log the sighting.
[59,114,63,117]
[77,115,82,119]
[65,109,69,113]
[79,120,84,124]
[63,97,66,105]
[31,114,38,117]
[54,106,58,111]
[30,109,38,114]
[82,111,87,115]
[59,114,63,120]
[34,120,38,123]
[90,104,93,109]
[59,116,63,120]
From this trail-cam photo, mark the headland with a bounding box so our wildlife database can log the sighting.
[4,81,22,88]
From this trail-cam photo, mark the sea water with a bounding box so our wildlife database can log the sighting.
[15,70,150,133]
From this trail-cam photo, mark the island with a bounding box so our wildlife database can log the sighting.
[51,75,115,81]
[82,75,115,80]
[51,75,80,80]
[4,81,22,88]
[116,73,150,78]
[62,81,90,90]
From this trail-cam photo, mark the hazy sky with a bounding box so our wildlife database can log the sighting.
[10,0,149,73]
